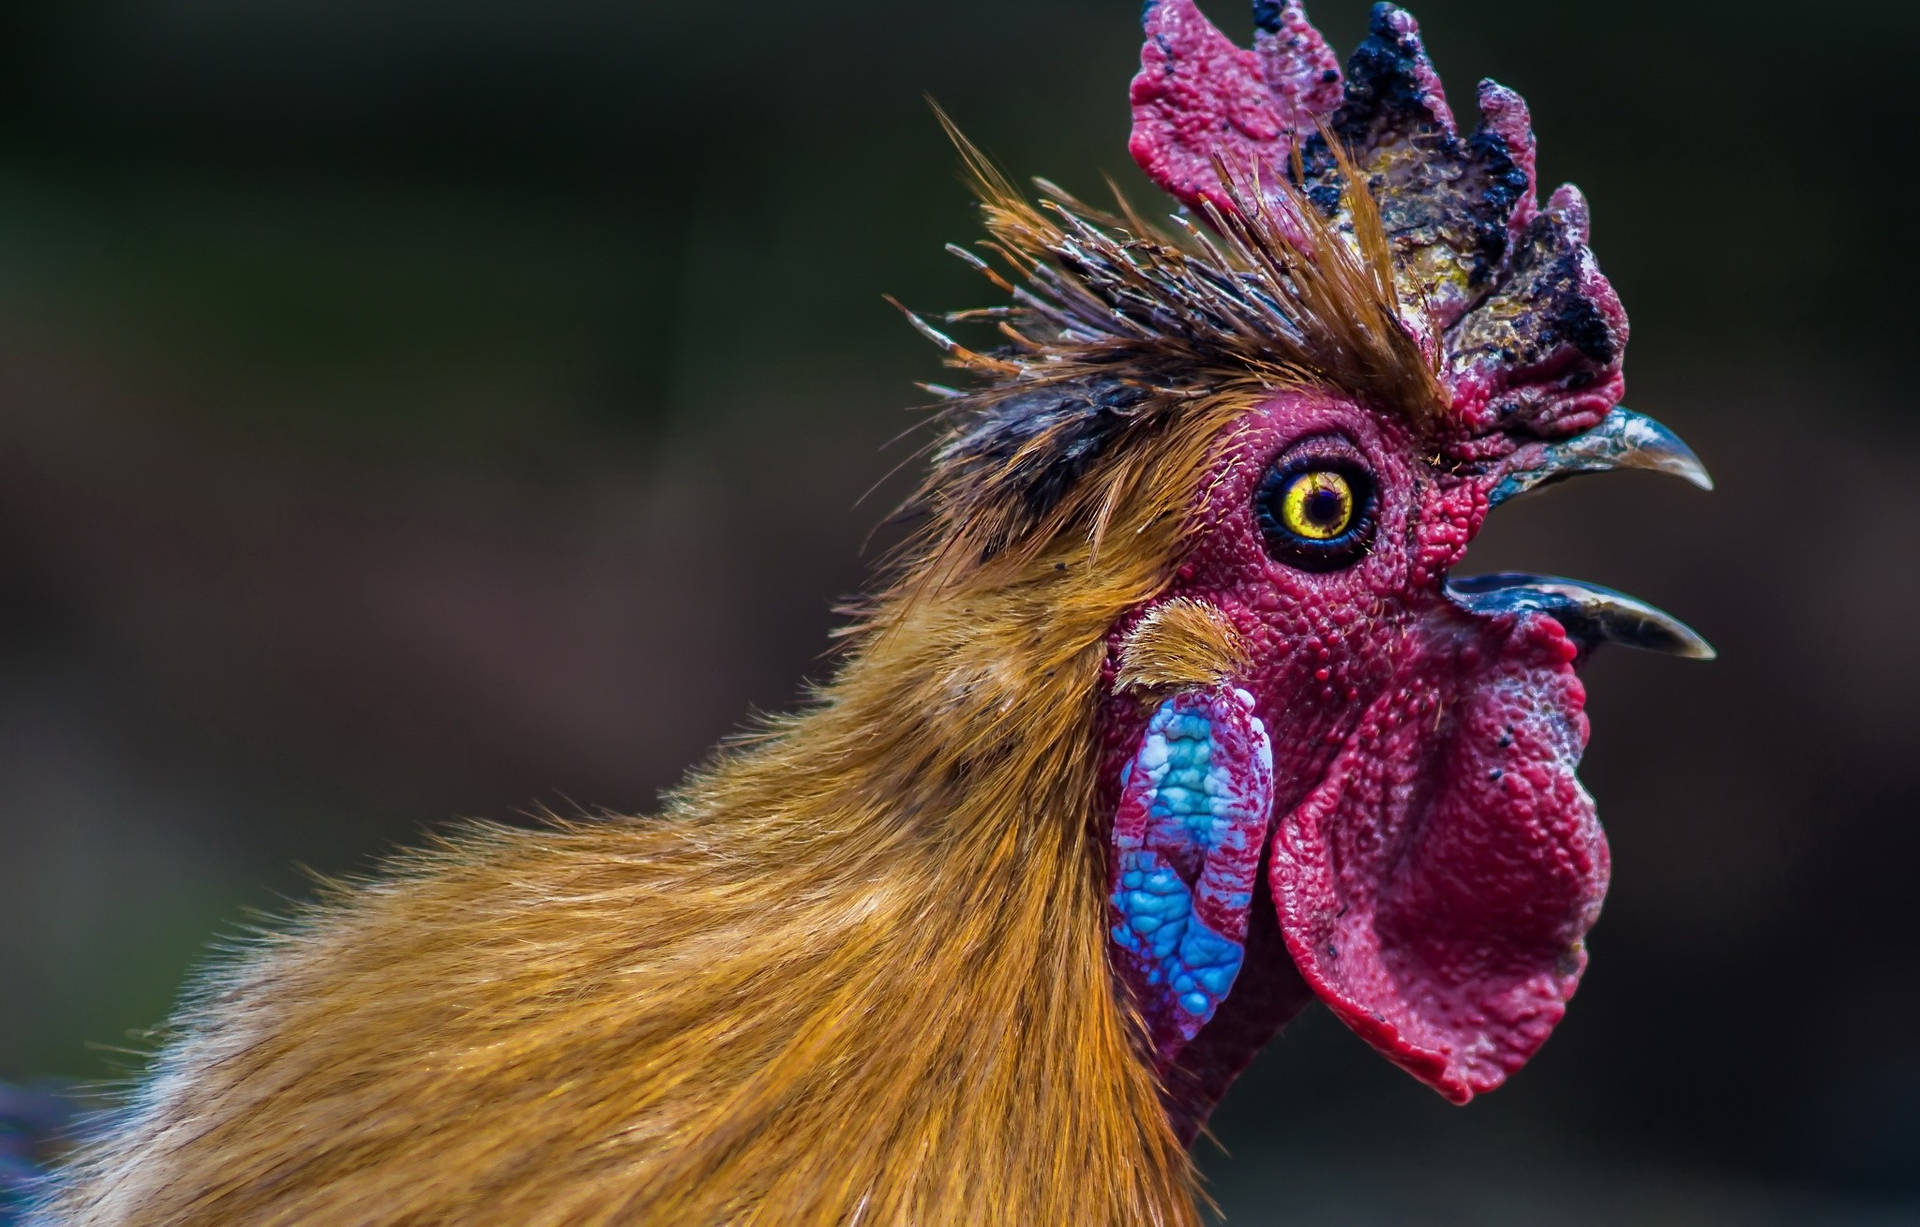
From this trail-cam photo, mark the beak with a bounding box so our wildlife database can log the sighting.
[1446,573,1716,660]
[1489,406,1713,508]
[1460,406,1715,661]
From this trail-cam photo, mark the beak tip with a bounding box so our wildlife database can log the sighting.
[1648,617,1717,662]
[1665,453,1714,493]
[1642,614,1718,663]
[1625,411,1713,493]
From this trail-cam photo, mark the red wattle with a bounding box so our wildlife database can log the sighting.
[1268,608,1607,1102]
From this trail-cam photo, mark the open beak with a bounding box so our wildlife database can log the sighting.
[1457,407,1716,661]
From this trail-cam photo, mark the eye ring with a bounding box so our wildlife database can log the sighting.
[1254,446,1378,572]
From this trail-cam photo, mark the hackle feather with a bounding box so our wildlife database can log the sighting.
[36,123,1434,1227]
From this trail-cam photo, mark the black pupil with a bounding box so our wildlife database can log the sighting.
[1303,485,1345,528]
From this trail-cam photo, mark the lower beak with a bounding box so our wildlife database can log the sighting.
[1447,573,1715,660]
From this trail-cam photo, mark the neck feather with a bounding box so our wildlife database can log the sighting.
[45,446,1224,1227]
[618,545,1202,1222]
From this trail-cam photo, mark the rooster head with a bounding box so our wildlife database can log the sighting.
[898,0,1710,1127]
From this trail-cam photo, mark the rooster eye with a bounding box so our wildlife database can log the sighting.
[1255,457,1376,571]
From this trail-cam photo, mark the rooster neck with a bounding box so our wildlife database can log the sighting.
[42,543,1210,1226]
[618,553,1214,1221]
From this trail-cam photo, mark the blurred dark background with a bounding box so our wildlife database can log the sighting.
[2,0,1915,1221]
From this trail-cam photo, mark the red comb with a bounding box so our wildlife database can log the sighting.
[1130,1,1628,436]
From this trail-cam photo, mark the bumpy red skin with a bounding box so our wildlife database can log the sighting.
[1100,391,1609,1130]
[1132,0,1630,437]
[1129,0,1342,219]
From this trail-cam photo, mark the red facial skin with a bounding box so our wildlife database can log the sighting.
[1100,390,1609,1131]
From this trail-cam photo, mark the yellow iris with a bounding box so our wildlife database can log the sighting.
[1279,470,1356,540]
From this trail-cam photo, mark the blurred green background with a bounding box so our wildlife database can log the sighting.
[2,0,1916,1221]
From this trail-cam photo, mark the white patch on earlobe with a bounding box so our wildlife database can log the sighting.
[1137,734,1170,772]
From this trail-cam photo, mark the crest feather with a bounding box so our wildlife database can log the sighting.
[889,109,1438,596]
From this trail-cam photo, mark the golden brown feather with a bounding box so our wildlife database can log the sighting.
[38,133,1422,1225]
[1114,597,1249,694]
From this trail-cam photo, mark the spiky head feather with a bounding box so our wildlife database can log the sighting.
[895,123,1438,594]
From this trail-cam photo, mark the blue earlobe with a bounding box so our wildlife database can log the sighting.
[1108,688,1274,1064]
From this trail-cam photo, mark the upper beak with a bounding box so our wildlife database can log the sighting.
[1489,406,1714,508]
[1456,406,1716,661]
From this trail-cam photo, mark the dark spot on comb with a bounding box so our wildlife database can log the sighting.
[1548,294,1617,365]
[1330,7,1446,150]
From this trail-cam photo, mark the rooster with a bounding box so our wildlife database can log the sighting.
[21,2,1710,1223]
